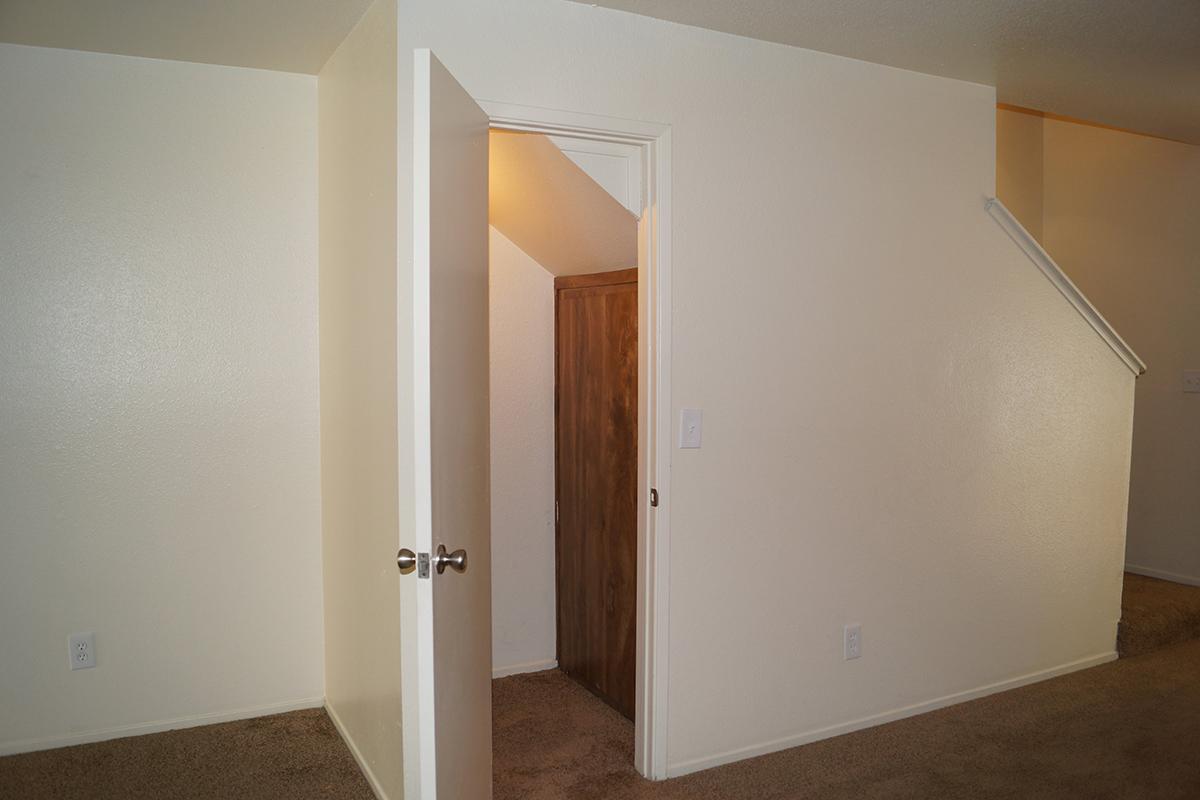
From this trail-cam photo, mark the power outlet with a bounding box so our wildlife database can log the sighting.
[843,624,862,660]
[69,632,96,670]
[1184,371,1200,394]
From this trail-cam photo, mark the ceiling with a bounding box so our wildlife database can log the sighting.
[490,131,637,277]
[4,0,1195,140]
[0,0,374,74]
[569,0,1200,144]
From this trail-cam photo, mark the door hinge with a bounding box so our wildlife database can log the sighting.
[650,488,659,507]
[417,552,431,579]
[555,500,559,523]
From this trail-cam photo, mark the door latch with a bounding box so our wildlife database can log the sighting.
[650,488,659,507]
[398,549,432,579]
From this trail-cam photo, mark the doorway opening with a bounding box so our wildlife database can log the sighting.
[483,103,672,779]
[488,125,638,721]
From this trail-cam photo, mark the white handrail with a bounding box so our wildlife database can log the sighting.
[986,198,1146,377]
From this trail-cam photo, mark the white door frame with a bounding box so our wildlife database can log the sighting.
[480,100,673,781]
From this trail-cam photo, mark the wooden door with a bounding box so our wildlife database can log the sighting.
[555,267,638,720]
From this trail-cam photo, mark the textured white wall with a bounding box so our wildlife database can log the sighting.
[1038,119,1200,585]
[996,109,1200,585]
[488,227,557,676]
[0,44,322,753]
[316,0,404,795]
[396,0,1136,775]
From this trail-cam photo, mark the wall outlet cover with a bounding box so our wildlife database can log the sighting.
[1183,371,1200,394]
[843,624,862,660]
[69,632,96,670]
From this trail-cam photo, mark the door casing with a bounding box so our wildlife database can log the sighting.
[480,100,673,781]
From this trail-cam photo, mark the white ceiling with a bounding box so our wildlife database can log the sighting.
[0,0,374,74]
[569,0,1200,144]
[4,0,1195,140]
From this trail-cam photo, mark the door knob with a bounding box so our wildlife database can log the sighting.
[397,548,417,574]
[434,544,468,575]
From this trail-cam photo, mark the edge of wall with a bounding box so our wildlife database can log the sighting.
[325,701,389,800]
[492,659,558,679]
[984,198,1146,376]
[1125,564,1200,588]
[666,651,1117,778]
[0,696,325,757]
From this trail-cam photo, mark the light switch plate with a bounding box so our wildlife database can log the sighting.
[1184,371,1200,394]
[678,408,703,449]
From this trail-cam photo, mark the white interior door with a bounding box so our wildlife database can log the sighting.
[405,48,492,800]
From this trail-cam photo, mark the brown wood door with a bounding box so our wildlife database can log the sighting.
[555,267,638,720]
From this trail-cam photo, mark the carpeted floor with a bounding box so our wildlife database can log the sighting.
[1118,572,1200,658]
[6,574,1200,799]
[494,642,1200,800]
[0,708,374,800]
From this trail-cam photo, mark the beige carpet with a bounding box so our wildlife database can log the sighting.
[7,586,1200,800]
[0,708,374,800]
[494,642,1200,800]
[1119,572,1200,658]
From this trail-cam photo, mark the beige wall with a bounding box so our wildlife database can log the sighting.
[316,0,403,795]
[996,108,1045,242]
[488,228,558,676]
[997,108,1200,585]
[0,43,323,753]
[399,0,1136,776]
[1042,120,1200,583]
[489,131,638,275]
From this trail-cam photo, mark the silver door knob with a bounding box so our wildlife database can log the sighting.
[434,544,468,574]
[397,548,417,574]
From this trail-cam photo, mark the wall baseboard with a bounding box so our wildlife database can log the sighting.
[666,651,1118,778]
[1125,564,1200,587]
[325,701,389,800]
[0,696,326,757]
[492,659,558,679]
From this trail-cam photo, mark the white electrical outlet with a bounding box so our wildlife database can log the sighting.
[1183,371,1200,394]
[69,632,96,670]
[843,624,862,660]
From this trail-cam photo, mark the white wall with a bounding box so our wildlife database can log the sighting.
[996,109,1200,586]
[316,0,404,796]
[489,227,557,676]
[396,0,1136,775]
[1039,119,1200,585]
[0,44,323,753]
